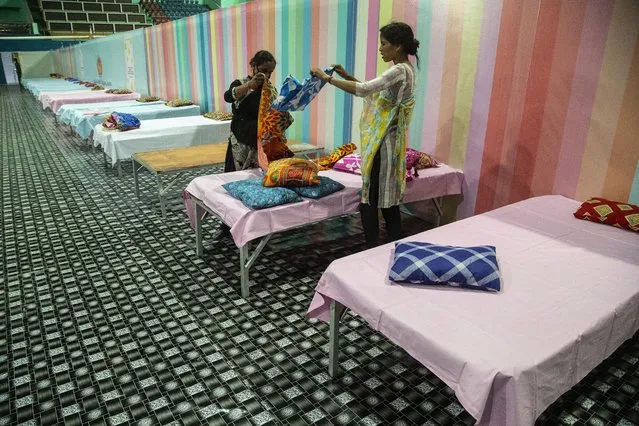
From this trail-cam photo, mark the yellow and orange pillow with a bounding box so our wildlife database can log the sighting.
[263,158,320,188]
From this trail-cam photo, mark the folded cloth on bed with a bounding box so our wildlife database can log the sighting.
[136,95,161,103]
[389,241,502,292]
[292,176,345,199]
[203,111,233,121]
[222,178,302,210]
[166,98,194,107]
[102,112,141,131]
[105,88,133,94]
[574,197,639,233]
[272,67,334,112]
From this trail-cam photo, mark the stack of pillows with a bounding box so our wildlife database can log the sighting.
[221,143,439,210]
[223,158,345,210]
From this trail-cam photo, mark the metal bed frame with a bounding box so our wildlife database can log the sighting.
[190,193,444,298]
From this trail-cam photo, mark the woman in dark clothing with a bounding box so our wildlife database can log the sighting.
[12,55,22,89]
[223,50,277,172]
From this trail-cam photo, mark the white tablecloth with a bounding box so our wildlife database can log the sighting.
[23,78,91,97]
[73,104,200,139]
[56,100,162,126]
[93,115,231,165]
[307,195,639,425]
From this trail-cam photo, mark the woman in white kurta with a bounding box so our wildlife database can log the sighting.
[312,22,420,247]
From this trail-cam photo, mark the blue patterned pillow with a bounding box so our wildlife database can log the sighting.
[222,178,302,210]
[292,176,345,199]
[389,241,501,292]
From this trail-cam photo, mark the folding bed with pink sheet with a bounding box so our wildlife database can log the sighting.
[307,195,639,425]
[184,164,465,297]
[40,90,142,113]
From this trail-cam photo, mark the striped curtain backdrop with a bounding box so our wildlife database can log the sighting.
[54,0,639,216]
[143,0,357,149]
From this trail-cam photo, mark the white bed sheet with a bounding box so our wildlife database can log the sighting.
[93,115,231,165]
[56,100,163,126]
[185,165,464,248]
[74,104,201,139]
[307,195,639,425]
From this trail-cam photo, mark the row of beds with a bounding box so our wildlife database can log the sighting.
[25,77,639,425]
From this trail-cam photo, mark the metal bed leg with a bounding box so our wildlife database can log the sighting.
[239,234,272,298]
[156,174,166,217]
[195,202,204,257]
[239,245,250,297]
[432,197,444,227]
[329,300,346,378]
[156,172,183,216]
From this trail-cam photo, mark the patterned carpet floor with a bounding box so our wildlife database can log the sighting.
[1,85,638,425]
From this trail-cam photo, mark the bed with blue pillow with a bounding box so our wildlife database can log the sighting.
[184,164,465,296]
[307,195,639,426]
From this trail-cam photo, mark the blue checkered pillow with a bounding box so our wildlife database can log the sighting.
[389,241,501,292]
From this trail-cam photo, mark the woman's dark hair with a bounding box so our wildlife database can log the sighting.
[380,22,420,68]
[249,50,276,68]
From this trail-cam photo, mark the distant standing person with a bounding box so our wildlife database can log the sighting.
[12,54,23,89]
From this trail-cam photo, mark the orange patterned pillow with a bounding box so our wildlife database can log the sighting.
[574,197,639,233]
[317,143,357,170]
[263,158,320,187]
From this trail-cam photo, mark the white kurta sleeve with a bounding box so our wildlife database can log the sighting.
[355,65,405,97]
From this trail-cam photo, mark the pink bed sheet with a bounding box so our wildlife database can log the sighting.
[184,164,464,248]
[41,91,141,113]
[307,195,639,425]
